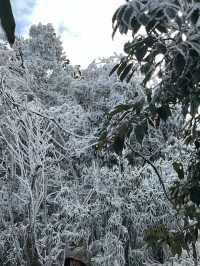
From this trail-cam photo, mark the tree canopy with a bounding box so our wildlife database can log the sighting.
[0,0,200,265]
[105,0,200,263]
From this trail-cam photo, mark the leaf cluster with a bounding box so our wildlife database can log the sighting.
[145,223,199,259]
[108,0,200,260]
[0,0,15,46]
[111,0,200,113]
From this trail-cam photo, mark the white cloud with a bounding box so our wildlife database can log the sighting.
[13,0,131,67]
[11,0,130,66]
[11,0,36,33]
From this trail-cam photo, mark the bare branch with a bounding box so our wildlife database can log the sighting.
[126,141,172,203]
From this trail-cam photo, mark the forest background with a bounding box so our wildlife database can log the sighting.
[0,0,200,265]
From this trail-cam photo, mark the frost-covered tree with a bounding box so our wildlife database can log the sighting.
[0,22,195,266]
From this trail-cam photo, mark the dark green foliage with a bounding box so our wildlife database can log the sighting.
[190,96,200,116]
[134,119,148,144]
[190,187,200,205]
[135,44,148,61]
[111,0,200,111]
[113,133,125,155]
[112,122,133,155]
[108,103,133,118]
[157,105,171,122]
[191,9,199,25]
[97,130,108,150]
[109,63,120,77]
[144,225,184,258]
[172,162,184,180]
[119,63,133,81]
[0,0,15,46]
[174,53,185,75]
[107,0,200,261]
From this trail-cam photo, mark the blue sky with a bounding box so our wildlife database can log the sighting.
[11,0,129,67]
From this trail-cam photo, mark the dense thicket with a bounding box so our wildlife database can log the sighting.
[0,0,200,264]
[0,21,197,265]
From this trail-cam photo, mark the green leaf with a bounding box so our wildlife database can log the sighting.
[192,68,200,82]
[131,17,141,35]
[142,68,154,86]
[112,23,119,39]
[112,7,120,24]
[109,104,133,118]
[113,134,125,155]
[138,13,149,26]
[173,162,184,180]
[156,10,164,19]
[165,7,177,19]
[97,130,108,150]
[147,117,154,127]
[109,63,120,77]
[156,43,167,54]
[135,45,148,61]
[120,63,133,81]
[125,151,135,166]
[144,49,159,63]
[134,120,148,144]
[117,60,128,76]
[157,105,171,121]
[195,139,200,149]
[0,0,15,46]
[190,96,200,116]
[146,19,156,33]
[113,122,132,155]
[191,227,199,242]
[174,53,185,75]
[117,4,127,21]
[119,24,128,34]
[144,36,156,47]
[175,15,182,28]
[156,24,167,33]
[191,9,199,25]
[144,224,168,246]
[190,186,200,205]
[126,68,136,83]
[141,62,151,74]
[123,6,134,26]
[185,232,193,244]
[119,122,133,139]
[184,134,193,145]
[169,237,182,257]
[124,41,133,54]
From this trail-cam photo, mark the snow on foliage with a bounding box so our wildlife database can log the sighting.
[0,23,196,265]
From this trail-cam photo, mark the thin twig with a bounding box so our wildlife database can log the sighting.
[126,141,172,203]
